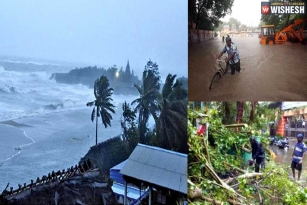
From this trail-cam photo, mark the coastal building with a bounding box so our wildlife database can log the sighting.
[110,144,187,205]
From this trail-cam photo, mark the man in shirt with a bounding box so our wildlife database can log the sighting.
[291,134,306,181]
[250,136,266,173]
[216,37,241,75]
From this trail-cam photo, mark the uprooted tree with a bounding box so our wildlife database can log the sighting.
[188,102,307,205]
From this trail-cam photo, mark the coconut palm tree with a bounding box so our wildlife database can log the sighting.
[86,75,115,145]
[121,101,137,141]
[157,74,188,153]
[132,60,160,144]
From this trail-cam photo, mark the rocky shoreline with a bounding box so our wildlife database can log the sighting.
[0,136,128,205]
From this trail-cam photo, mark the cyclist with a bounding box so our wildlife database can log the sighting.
[216,37,240,75]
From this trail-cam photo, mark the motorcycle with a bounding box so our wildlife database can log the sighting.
[276,137,289,149]
[269,136,278,145]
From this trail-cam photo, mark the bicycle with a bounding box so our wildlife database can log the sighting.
[208,58,230,90]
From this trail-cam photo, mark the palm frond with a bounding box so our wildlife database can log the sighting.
[86,101,95,107]
[100,108,113,128]
[162,73,176,99]
[91,107,95,122]
[134,84,143,95]
[89,75,116,131]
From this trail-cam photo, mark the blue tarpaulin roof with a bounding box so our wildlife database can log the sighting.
[110,160,127,185]
[111,182,148,201]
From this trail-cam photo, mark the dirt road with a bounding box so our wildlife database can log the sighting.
[189,36,307,101]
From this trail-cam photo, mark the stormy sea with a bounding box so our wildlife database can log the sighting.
[0,57,138,190]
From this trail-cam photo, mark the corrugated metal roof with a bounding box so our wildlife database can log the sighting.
[111,160,127,171]
[120,144,187,194]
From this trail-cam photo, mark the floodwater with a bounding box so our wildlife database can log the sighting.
[270,138,295,166]
[189,36,307,101]
[270,138,307,182]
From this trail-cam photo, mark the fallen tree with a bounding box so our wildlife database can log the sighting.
[188,108,307,205]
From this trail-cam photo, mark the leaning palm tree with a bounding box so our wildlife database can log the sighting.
[86,75,115,145]
[132,60,161,143]
[157,74,188,153]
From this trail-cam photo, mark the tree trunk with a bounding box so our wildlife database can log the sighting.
[249,102,256,122]
[236,102,244,124]
[237,173,263,179]
[196,1,206,42]
[224,102,231,124]
[96,106,98,145]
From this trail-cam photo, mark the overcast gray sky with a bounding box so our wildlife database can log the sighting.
[221,0,264,27]
[0,1,187,78]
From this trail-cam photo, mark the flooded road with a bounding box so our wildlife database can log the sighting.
[270,138,294,166]
[270,138,307,182]
[189,36,307,101]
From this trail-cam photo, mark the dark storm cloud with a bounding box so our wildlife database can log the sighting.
[0,0,187,78]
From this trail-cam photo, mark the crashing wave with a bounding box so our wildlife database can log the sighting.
[43,103,64,110]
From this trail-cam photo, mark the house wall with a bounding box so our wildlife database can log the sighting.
[278,107,307,139]
[189,29,215,43]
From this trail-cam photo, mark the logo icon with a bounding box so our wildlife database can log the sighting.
[261,2,271,14]
[262,5,270,14]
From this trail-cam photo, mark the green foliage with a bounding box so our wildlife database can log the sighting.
[157,74,188,153]
[207,108,250,170]
[188,107,249,201]
[115,60,188,154]
[261,4,307,31]
[125,126,139,153]
[121,101,139,153]
[189,102,307,204]
[132,60,161,144]
[260,162,307,205]
[80,136,130,174]
[188,0,234,30]
[87,75,116,145]
[90,75,116,128]
[216,21,226,32]
[228,17,241,31]
[238,177,256,197]
[258,21,265,29]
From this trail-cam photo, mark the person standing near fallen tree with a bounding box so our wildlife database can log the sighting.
[250,136,266,173]
[291,134,306,181]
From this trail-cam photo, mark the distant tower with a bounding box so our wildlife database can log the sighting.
[125,60,131,83]
[125,60,131,75]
